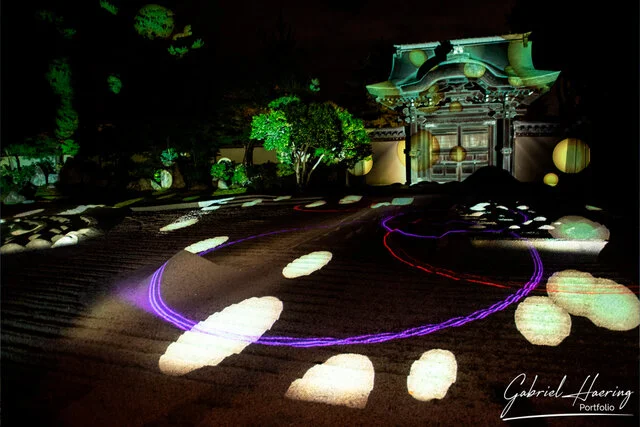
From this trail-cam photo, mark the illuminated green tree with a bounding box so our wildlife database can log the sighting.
[250,96,371,190]
[46,58,80,157]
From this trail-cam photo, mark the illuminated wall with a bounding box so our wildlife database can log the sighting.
[513,136,559,182]
[364,140,406,185]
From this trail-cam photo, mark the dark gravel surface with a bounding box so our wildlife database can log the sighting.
[1,190,638,426]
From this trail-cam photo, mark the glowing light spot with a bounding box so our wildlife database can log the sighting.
[305,200,326,208]
[522,220,532,226]
[463,62,486,78]
[371,202,391,209]
[51,234,79,248]
[407,349,457,401]
[201,205,220,211]
[349,157,373,176]
[25,239,52,250]
[553,138,591,173]
[538,225,554,230]
[585,205,602,211]
[14,209,45,218]
[543,172,559,187]
[160,218,199,232]
[497,205,509,210]
[408,49,428,67]
[533,216,547,222]
[0,243,26,254]
[49,228,62,234]
[242,199,263,207]
[285,354,374,409]
[546,270,640,331]
[514,296,572,346]
[470,203,490,211]
[58,204,105,215]
[159,297,283,376]
[158,192,176,200]
[392,197,414,206]
[114,197,144,208]
[282,251,333,279]
[184,236,229,253]
[548,216,609,241]
[517,205,529,210]
[339,195,362,204]
[274,196,292,201]
[508,225,520,229]
[469,212,484,217]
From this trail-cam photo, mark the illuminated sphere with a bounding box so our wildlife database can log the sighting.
[552,138,591,173]
[409,50,428,67]
[449,101,463,113]
[348,156,373,176]
[134,4,175,40]
[463,63,486,78]
[397,130,440,170]
[449,145,467,162]
[543,172,559,187]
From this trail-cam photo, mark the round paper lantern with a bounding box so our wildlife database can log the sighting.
[463,63,486,78]
[552,138,591,173]
[134,4,175,40]
[409,50,428,67]
[348,156,373,176]
[543,172,559,187]
[449,145,467,162]
[449,101,463,113]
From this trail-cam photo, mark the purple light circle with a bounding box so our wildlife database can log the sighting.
[148,210,543,347]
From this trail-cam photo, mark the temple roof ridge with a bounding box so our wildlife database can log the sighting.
[394,33,530,51]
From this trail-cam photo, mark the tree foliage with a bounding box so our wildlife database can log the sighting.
[250,96,371,190]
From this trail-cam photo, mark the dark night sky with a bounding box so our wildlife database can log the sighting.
[1,0,638,145]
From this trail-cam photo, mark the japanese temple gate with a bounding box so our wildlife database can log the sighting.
[365,33,561,185]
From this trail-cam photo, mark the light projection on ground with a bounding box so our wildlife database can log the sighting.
[147,203,544,347]
[548,216,609,241]
[339,195,362,204]
[184,236,229,254]
[113,197,144,208]
[14,209,45,218]
[159,296,283,376]
[552,138,591,173]
[407,349,457,401]
[514,296,572,346]
[371,202,391,209]
[305,200,326,208]
[391,197,414,206]
[159,217,199,232]
[274,196,292,201]
[285,354,374,409]
[242,199,263,207]
[58,204,106,215]
[282,251,333,279]
[546,270,640,331]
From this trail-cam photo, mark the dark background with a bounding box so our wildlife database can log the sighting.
[1,0,638,203]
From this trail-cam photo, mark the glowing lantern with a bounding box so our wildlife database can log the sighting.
[543,172,559,187]
[449,146,467,162]
[449,101,463,112]
[348,156,373,176]
[463,63,486,78]
[409,50,428,67]
[552,138,591,173]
